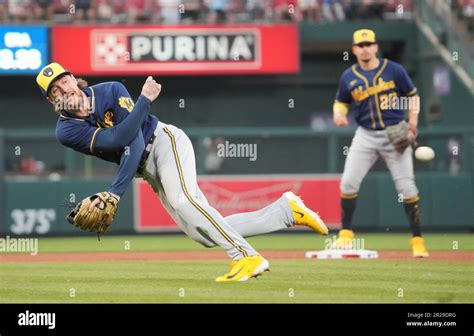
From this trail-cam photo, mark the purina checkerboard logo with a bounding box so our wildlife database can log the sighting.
[92,32,128,66]
[91,28,260,71]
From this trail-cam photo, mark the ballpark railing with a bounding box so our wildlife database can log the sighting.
[1,126,473,176]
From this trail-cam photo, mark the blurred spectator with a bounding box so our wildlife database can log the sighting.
[246,0,266,21]
[33,0,54,21]
[206,0,246,23]
[159,0,180,23]
[385,0,413,18]
[273,0,302,22]
[20,156,45,175]
[369,0,386,19]
[207,0,230,23]
[125,0,152,23]
[51,0,75,22]
[458,0,474,17]
[74,0,96,21]
[298,0,321,22]
[227,0,247,23]
[53,0,73,15]
[180,0,206,23]
[0,0,9,22]
[322,0,345,22]
[96,0,114,21]
[457,0,474,30]
[9,0,33,22]
[204,137,226,173]
[355,0,386,20]
[4,0,419,24]
[109,0,127,23]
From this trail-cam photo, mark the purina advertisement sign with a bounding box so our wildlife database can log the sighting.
[52,25,299,75]
[0,26,48,74]
[134,175,340,231]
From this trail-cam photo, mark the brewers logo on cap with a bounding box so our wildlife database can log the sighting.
[36,62,71,96]
[43,67,54,77]
[353,29,376,45]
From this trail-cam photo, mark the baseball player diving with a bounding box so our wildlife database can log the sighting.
[332,29,428,257]
[36,63,329,282]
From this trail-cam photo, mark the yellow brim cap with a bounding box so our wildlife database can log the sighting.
[36,62,70,96]
[353,29,376,45]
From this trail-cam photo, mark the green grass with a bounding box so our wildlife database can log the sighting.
[12,232,474,253]
[0,233,473,303]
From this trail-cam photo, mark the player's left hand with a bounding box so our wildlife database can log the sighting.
[88,192,120,211]
[407,129,417,143]
[393,129,417,153]
[68,192,120,234]
[387,122,417,154]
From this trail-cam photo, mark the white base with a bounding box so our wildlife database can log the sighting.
[305,249,379,259]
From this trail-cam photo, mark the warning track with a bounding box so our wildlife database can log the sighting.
[0,250,472,263]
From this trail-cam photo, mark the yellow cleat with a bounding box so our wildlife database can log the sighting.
[283,191,328,235]
[331,229,354,249]
[411,237,429,258]
[229,260,238,269]
[216,255,269,282]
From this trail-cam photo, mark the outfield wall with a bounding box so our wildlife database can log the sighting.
[1,173,472,236]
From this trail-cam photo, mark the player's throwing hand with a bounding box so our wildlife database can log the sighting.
[141,76,162,102]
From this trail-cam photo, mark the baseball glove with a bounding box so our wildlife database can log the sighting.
[386,121,417,153]
[67,192,119,234]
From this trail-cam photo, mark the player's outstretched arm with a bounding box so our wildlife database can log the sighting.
[85,130,147,210]
[73,131,145,229]
[108,130,146,198]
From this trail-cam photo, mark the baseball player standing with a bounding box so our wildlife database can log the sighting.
[36,63,328,282]
[332,29,428,257]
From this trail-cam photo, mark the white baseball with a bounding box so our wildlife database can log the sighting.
[415,146,435,162]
